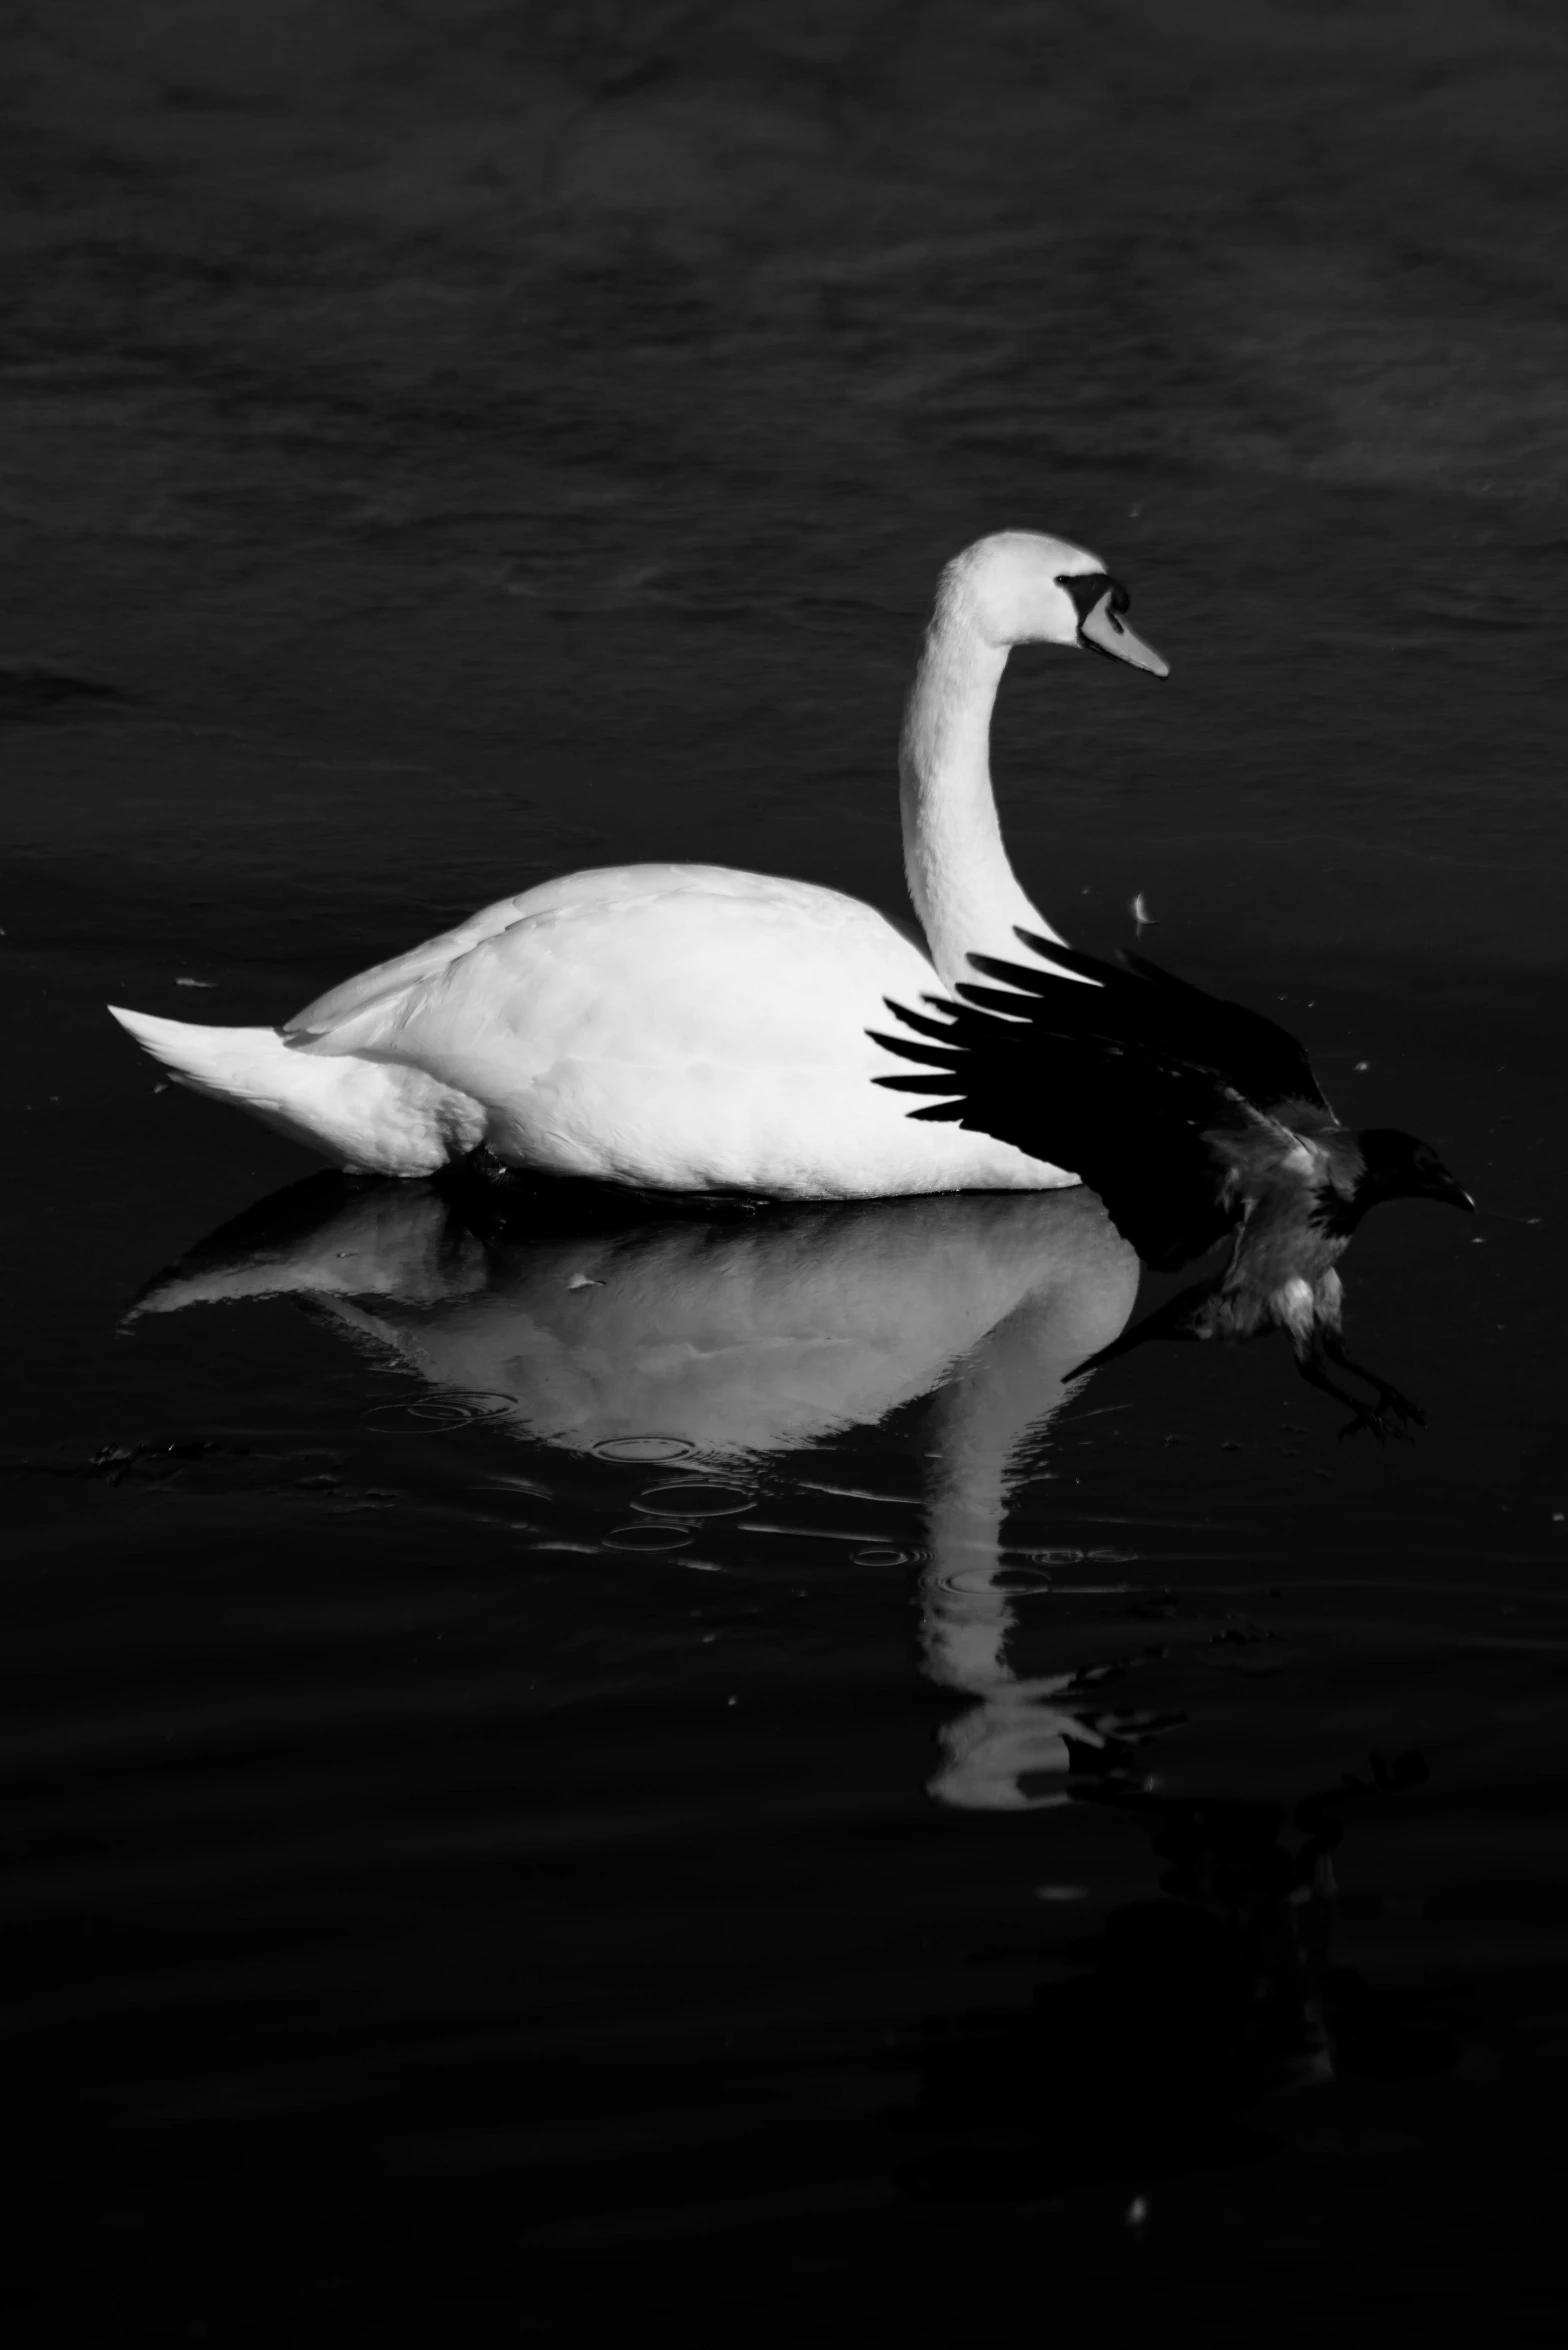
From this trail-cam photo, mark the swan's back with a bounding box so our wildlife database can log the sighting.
[287,864,1059,1196]
[287,864,896,1037]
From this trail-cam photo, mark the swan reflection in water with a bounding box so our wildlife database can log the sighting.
[132,1172,1143,1809]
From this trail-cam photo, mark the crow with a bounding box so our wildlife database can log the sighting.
[871,931,1473,1437]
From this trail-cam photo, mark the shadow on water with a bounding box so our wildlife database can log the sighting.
[901,1746,1468,2206]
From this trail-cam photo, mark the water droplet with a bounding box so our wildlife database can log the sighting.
[361,1389,514,1432]
[592,1435,696,1464]
[630,1481,754,1518]
[602,1524,692,1552]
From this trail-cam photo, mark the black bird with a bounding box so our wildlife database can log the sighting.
[871,932,1474,1436]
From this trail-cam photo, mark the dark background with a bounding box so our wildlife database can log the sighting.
[4,6,1568,2343]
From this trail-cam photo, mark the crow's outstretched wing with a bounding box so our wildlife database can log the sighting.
[989,934,1330,1118]
[870,931,1317,1271]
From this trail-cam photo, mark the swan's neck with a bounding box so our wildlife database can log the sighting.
[899,605,1062,990]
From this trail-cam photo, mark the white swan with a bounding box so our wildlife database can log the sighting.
[109,530,1167,1198]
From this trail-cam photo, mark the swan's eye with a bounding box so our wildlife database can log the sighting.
[1057,571,1115,625]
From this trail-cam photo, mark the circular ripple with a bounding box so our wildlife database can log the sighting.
[591,1436,696,1464]
[602,1523,694,1552]
[852,1546,913,1568]
[630,1481,754,1519]
[361,1390,517,1433]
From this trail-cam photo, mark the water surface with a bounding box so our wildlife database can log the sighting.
[4,5,1568,2340]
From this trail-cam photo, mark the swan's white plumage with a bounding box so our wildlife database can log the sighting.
[283,864,1058,1195]
[106,1004,485,1176]
[109,531,1166,1197]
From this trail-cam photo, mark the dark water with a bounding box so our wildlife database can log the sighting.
[4,5,1568,2340]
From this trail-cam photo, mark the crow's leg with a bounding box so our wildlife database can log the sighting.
[1291,1346,1382,1441]
[1291,1337,1403,1443]
[1317,1328,1425,1433]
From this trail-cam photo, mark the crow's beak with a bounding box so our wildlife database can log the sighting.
[1430,1172,1476,1214]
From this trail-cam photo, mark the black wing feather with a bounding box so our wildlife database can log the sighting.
[870,930,1320,1270]
[865,1027,962,1071]
[880,997,963,1044]
[987,931,1329,1115]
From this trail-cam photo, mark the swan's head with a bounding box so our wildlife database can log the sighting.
[939,530,1168,677]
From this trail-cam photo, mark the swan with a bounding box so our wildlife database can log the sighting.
[108,531,1167,1198]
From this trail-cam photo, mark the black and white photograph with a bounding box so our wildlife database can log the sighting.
[3,3,1565,2340]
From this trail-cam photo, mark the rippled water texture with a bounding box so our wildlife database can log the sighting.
[4,5,1568,2341]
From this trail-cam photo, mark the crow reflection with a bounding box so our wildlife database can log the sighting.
[901,1745,1463,2205]
[875,932,1473,1437]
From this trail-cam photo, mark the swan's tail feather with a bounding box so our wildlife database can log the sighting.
[111,1005,300,1102]
[107,1006,483,1175]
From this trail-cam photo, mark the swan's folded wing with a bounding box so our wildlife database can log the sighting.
[285,894,548,1038]
[284,865,896,1045]
[870,981,1261,1271]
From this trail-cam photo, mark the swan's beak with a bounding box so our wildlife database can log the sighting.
[1079,594,1169,678]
